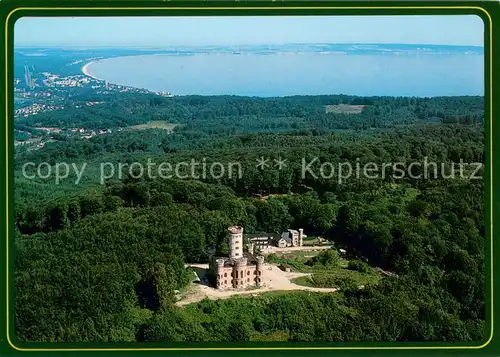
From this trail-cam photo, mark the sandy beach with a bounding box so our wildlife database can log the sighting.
[81,61,101,80]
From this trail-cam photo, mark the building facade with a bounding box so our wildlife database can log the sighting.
[246,229,307,251]
[209,226,265,290]
[247,235,275,252]
[279,228,305,247]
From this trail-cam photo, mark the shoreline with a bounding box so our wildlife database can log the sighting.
[81,60,103,81]
[81,56,175,96]
[81,54,157,82]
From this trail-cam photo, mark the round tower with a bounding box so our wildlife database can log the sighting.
[255,256,265,286]
[299,228,304,247]
[233,257,248,289]
[215,259,225,289]
[227,226,244,259]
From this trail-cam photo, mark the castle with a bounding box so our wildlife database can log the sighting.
[208,226,264,290]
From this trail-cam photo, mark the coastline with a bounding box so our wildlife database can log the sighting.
[81,54,157,81]
[81,60,102,81]
[80,56,173,96]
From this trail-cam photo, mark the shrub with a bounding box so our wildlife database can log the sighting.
[347,260,370,273]
[308,249,339,267]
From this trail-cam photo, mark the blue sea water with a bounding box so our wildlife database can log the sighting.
[86,44,484,97]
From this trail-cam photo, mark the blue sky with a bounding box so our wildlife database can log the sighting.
[15,15,484,47]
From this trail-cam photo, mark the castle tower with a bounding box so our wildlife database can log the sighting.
[233,257,248,288]
[215,258,225,289]
[299,229,304,247]
[228,226,243,259]
[290,229,299,247]
[255,256,264,287]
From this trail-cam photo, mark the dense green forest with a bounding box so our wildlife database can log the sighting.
[14,93,485,342]
[16,93,483,131]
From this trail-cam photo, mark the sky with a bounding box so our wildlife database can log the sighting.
[15,15,484,47]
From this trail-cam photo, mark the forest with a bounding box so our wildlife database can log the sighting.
[14,93,485,343]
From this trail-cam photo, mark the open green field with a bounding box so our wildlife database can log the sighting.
[275,250,323,258]
[267,249,381,290]
[128,120,178,131]
[267,249,328,266]
[292,268,381,290]
[325,104,365,114]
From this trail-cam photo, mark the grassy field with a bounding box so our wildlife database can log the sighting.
[128,121,178,131]
[267,249,381,290]
[266,250,326,270]
[276,250,323,259]
[268,250,347,265]
[292,268,381,290]
[325,104,365,114]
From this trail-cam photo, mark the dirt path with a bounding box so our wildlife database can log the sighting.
[177,263,337,306]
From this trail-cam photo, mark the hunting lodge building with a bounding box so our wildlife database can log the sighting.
[208,226,307,290]
[209,226,264,290]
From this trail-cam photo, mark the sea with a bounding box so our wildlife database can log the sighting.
[85,44,484,97]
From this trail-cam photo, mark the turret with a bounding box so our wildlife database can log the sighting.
[216,258,225,269]
[255,256,264,287]
[233,257,248,288]
[215,259,225,289]
[228,226,244,259]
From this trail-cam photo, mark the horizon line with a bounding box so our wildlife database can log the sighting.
[14,42,485,49]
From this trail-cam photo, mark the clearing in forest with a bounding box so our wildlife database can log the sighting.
[325,104,365,114]
[177,248,381,306]
[177,263,338,306]
[128,120,178,131]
